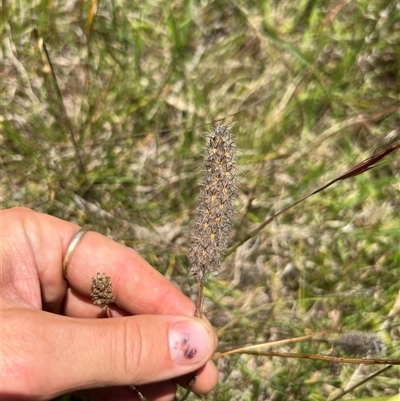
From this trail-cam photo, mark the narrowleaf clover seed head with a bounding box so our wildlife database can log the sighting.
[91,272,114,309]
[188,124,238,282]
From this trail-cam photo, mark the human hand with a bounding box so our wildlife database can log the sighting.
[1,207,218,401]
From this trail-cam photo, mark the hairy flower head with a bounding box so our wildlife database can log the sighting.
[188,124,238,282]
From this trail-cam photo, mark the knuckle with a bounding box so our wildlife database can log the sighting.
[110,317,164,385]
[109,318,145,383]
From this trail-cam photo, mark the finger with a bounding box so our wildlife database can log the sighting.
[64,230,196,316]
[6,208,196,317]
[136,380,177,401]
[2,208,219,396]
[63,287,218,397]
[2,308,217,399]
[1,208,74,311]
[182,360,219,394]
[76,386,141,401]
[59,223,220,365]
[175,361,218,395]
[63,287,128,318]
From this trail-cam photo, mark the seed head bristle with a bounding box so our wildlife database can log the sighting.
[188,124,238,282]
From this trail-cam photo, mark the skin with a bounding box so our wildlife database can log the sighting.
[1,207,218,401]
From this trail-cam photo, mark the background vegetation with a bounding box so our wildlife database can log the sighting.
[2,0,399,399]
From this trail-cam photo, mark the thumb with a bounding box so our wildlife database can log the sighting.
[3,309,217,399]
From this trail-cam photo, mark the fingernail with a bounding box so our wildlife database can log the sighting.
[169,320,210,365]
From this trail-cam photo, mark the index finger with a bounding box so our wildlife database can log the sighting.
[66,229,195,316]
[10,208,196,317]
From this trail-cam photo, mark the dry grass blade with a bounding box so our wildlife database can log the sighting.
[230,139,400,253]
[32,28,86,174]
[215,329,333,358]
[231,352,399,366]
[85,0,100,43]
[329,365,394,401]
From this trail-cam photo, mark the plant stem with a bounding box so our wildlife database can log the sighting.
[194,280,204,318]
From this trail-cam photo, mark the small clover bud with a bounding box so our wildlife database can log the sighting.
[91,273,114,314]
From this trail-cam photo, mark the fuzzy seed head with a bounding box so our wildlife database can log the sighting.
[188,124,238,282]
[91,272,114,309]
[334,331,386,357]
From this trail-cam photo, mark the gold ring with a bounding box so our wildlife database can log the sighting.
[63,225,95,280]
